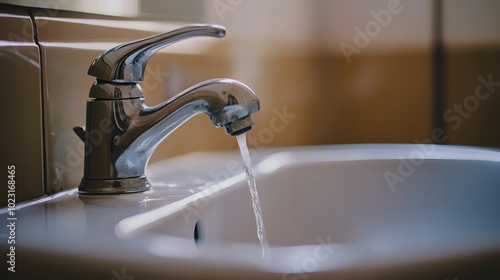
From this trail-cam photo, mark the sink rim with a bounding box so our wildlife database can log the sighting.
[116,143,500,239]
[114,143,500,275]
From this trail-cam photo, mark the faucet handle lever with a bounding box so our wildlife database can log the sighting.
[87,24,225,83]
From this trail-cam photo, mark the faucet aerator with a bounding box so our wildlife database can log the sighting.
[224,115,255,136]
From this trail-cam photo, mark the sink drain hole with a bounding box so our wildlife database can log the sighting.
[194,220,202,246]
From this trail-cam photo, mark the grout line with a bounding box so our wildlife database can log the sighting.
[27,7,50,195]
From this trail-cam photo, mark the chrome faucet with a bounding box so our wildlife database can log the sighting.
[74,24,259,194]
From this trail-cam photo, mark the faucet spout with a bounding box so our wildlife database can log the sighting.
[118,78,259,177]
[140,78,259,138]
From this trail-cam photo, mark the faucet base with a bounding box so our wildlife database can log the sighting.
[78,176,151,194]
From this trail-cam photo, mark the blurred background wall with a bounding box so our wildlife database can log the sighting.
[147,0,500,163]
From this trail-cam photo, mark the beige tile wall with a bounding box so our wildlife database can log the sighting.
[0,5,44,207]
[445,48,500,147]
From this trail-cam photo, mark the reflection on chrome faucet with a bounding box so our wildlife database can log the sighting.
[74,24,260,194]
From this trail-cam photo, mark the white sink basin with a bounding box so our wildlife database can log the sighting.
[3,144,500,279]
